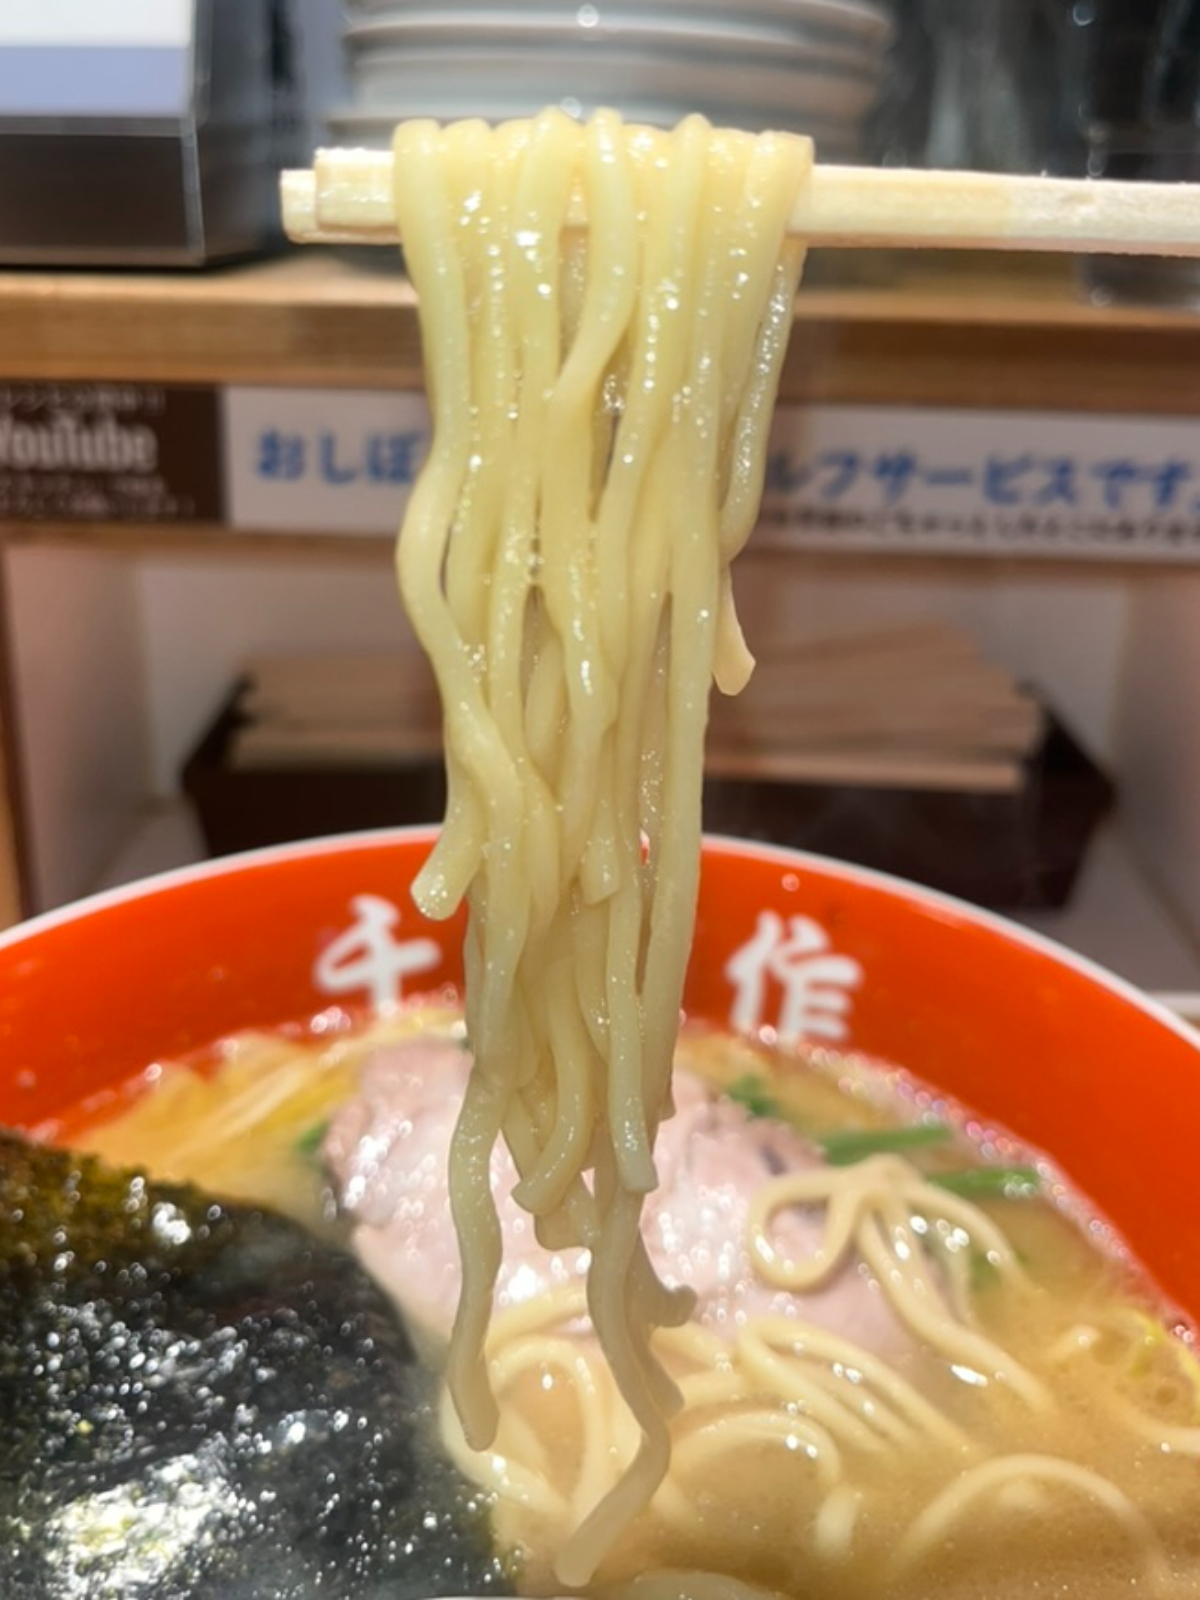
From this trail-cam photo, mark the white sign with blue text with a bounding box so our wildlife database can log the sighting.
[223,388,431,536]
[761,405,1200,561]
[222,389,1200,560]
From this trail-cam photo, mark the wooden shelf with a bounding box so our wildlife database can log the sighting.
[0,518,396,559]
[0,254,423,389]
[3,248,1200,935]
[2,249,1200,412]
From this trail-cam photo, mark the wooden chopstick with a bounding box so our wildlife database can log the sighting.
[282,152,1200,257]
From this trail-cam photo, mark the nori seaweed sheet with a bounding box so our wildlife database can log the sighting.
[0,1130,514,1600]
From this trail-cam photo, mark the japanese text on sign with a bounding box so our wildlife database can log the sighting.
[760,405,1200,559]
[11,383,1200,561]
[223,388,431,535]
[0,382,221,523]
[255,427,425,489]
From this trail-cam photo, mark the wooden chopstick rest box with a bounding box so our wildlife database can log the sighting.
[701,717,1113,912]
[700,622,1114,910]
[181,641,1114,913]
[182,653,447,855]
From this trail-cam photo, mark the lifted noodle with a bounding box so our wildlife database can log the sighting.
[391,110,811,1584]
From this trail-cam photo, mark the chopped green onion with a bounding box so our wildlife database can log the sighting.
[720,1079,1041,1206]
[725,1074,784,1122]
[818,1123,951,1166]
[294,1121,329,1160]
[929,1165,1041,1200]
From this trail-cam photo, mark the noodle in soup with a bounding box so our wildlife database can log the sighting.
[388,110,810,1582]
[75,1008,1200,1600]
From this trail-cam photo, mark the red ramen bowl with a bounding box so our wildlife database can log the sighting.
[0,827,1197,1320]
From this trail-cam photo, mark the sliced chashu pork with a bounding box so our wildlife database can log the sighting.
[323,1034,902,1354]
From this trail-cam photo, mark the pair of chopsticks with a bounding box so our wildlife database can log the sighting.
[283,149,1200,256]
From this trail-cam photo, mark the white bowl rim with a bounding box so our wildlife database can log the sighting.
[343,0,894,46]
[325,104,863,138]
[342,13,887,58]
[350,51,882,120]
[3,824,1197,1057]
[351,40,882,80]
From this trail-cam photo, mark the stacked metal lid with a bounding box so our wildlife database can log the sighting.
[332,0,893,162]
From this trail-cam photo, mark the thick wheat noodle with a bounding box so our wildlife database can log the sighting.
[857,1212,1051,1410]
[444,1067,507,1443]
[737,1315,973,1454]
[446,1144,1184,1582]
[747,1155,1030,1290]
[439,1326,612,1519]
[808,1365,922,1450]
[439,1387,570,1520]
[1111,1407,1200,1454]
[672,1369,750,1410]
[497,1337,615,1520]
[658,1319,741,1372]
[396,1050,1173,1592]
[893,1454,1173,1590]
[734,1323,948,1457]
[96,1009,1189,1591]
[811,1484,863,1566]
[511,957,594,1213]
[747,1156,1051,1409]
[1049,1317,1200,1455]
[650,1407,845,1544]
[439,1090,1164,1585]
[734,1339,892,1455]
[392,110,811,1582]
[668,1407,843,1491]
[748,1339,921,1453]
[394,137,503,920]
[598,1574,789,1600]
[385,106,1181,1595]
[451,1236,981,1546]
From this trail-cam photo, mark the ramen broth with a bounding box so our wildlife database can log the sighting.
[68,1005,1200,1600]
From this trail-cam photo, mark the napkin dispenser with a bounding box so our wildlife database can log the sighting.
[0,0,301,266]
